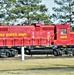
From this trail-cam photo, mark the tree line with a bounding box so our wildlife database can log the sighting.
[0,0,51,24]
[0,0,74,29]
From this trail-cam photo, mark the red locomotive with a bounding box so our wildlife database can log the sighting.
[0,23,74,57]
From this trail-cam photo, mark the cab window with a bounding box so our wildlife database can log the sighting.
[60,29,67,34]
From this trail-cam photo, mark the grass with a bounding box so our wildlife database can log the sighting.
[0,58,74,75]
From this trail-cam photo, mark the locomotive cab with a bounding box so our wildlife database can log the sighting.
[54,23,70,45]
[55,23,70,40]
[53,24,74,56]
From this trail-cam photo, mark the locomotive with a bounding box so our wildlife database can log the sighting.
[0,22,74,57]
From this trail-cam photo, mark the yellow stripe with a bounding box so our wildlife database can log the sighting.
[63,45,66,47]
[36,46,39,48]
[8,46,11,48]
[24,46,26,48]
[46,46,49,47]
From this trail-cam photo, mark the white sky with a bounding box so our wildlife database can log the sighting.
[42,0,56,14]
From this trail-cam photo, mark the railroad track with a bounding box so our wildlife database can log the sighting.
[0,55,74,60]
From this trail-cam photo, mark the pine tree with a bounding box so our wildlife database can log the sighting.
[0,0,16,24]
[51,0,74,26]
[0,0,52,24]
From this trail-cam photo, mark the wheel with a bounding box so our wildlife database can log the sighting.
[6,52,10,57]
[53,50,58,56]
[58,50,62,56]
[11,55,15,57]
[11,51,16,57]
[72,50,74,56]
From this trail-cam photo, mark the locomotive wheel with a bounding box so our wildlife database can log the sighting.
[58,50,62,56]
[72,54,74,56]
[72,50,74,56]
[11,55,15,57]
[53,50,58,56]
[6,52,10,57]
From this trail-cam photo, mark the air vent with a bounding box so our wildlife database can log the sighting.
[42,27,53,30]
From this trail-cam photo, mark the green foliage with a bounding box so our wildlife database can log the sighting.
[0,14,4,18]
[51,0,74,26]
[0,0,52,24]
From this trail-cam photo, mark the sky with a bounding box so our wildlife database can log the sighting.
[42,0,56,14]
[41,0,58,23]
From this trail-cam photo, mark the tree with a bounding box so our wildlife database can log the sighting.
[0,0,52,24]
[51,0,74,26]
[0,0,16,24]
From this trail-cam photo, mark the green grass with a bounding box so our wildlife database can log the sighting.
[0,58,74,75]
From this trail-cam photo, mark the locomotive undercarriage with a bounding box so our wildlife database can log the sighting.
[53,45,74,56]
[0,45,74,57]
[24,45,74,56]
[0,47,18,57]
